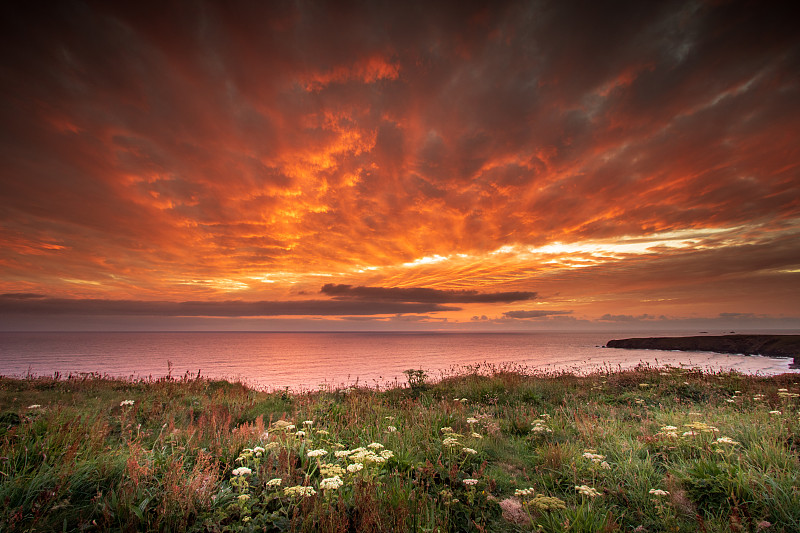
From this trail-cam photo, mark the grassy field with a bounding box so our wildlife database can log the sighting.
[1,363,798,532]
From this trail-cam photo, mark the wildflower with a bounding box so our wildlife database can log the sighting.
[600,461,611,470]
[253,446,265,454]
[778,388,788,392]
[515,488,536,497]
[320,475,344,490]
[317,429,330,436]
[347,462,364,473]
[769,410,782,415]
[582,452,605,463]
[442,437,461,447]
[575,485,601,497]
[386,426,397,433]
[266,442,281,450]
[266,478,282,487]
[27,404,42,409]
[462,447,478,455]
[540,413,551,419]
[649,489,669,496]
[714,436,739,445]
[232,467,252,476]
[379,450,394,459]
[284,485,316,497]
[120,399,135,406]
[295,430,306,437]
[307,449,327,458]
[237,494,250,502]
[527,495,567,511]
[471,432,483,439]
[726,399,735,403]
[364,454,386,464]
[303,420,314,426]
[463,478,479,486]
[367,442,384,449]
[660,425,678,431]
[320,463,345,477]
[466,417,479,424]
[440,427,454,433]
[334,450,352,458]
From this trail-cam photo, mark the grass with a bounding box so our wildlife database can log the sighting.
[0,364,798,532]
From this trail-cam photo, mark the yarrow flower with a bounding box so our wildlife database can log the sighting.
[471,432,483,439]
[232,467,252,476]
[303,420,314,426]
[466,417,479,424]
[769,410,782,415]
[237,494,250,502]
[347,462,364,473]
[284,485,316,498]
[320,476,344,491]
[27,404,42,409]
[295,430,306,437]
[463,478,479,486]
[462,447,478,455]
[367,442,384,449]
[714,436,740,445]
[442,437,461,447]
[120,400,135,406]
[575,485,601,497]
[386,426,397,433]
[307,449,328,458]
[515,488,536,497]
[266,478,282,487]
[649,489,670,496]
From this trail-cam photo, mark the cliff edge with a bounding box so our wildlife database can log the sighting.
[606,335,800,366]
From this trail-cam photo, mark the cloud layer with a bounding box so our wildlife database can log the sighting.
[0,1,798,328]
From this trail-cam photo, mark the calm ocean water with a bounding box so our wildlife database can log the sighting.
[0,331,797,391]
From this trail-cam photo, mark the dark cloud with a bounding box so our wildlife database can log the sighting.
[0,296,458,317]
[503,310,573,319]
[321,284,535,303]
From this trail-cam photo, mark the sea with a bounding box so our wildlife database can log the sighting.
[0,331,797,391]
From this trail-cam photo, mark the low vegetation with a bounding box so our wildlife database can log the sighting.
[1,363,798,532]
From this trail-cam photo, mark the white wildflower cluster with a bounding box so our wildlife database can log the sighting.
[237,494,250,502]
[320,475,344,490]
[307,449,327,458]
[232,467,252,476]
[514,487,536,497]
[714,436,740,445]
[582,450,611,470]
[266,478,282,488]
[531,419,552,434]
[462,447,478,455]
[657,425,679,438]
[649,488,669,497]
[682,422,718,437]
[442,437,461,447]
[462,478,479,486]
[769,410,782,415]
[466,417,479,424]
[575,485,601,497]
[385,426,397,433]
[27,404,42,409]
[367,442,384,449]
[346,462,364,473]
[303,420,314,427]
[120,399,135,407]
[284,485,316,498]
[753,393,765,401]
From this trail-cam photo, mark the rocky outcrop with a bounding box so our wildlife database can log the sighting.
[606,335,800,366]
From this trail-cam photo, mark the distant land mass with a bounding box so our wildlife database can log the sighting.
[606,335,800,367]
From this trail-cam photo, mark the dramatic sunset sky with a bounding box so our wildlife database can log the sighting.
[1,1,798,331]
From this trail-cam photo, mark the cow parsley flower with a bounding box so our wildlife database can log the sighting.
[266,478,282,487]
[307,449,327,458]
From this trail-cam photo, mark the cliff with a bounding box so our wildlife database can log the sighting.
[606,334,800,366]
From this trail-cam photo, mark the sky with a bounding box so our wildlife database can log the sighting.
[1,0,799,332]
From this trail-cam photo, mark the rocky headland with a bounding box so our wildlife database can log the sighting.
[606,334,800,367]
